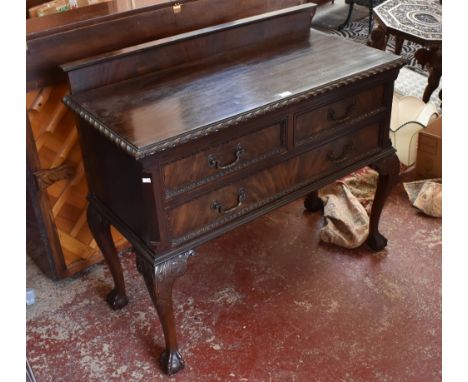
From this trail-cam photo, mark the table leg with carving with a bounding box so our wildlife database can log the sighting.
[136,250,195,376]
[304,190,323,212]
[87,203,129,310]
[415,46,442,103]
[367,153,400,251]
[367,23,388,51]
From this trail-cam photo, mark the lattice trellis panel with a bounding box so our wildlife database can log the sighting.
[27,84,128,274]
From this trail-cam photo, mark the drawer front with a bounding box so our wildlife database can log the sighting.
[163,121,286,197]
[168,123,381,243]
[294,85,385,145]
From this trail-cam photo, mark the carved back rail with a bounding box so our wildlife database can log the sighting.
[63,4,316,93]
[27,0,313,90]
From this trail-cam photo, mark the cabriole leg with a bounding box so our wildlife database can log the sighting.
[136,250,195,376]
[367,153,400,251]
[87,203,128,310]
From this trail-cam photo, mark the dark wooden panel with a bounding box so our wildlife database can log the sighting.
[27,1,181,36]
[168,122,381,240]
[28,5,176,89]
[63,4,314,92]
[27,0,313,90]
[294,84,385,145]
[27,0,311,37]
[77,120,159,243]
[163,120,287,197]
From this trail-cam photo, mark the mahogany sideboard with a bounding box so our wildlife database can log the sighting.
[26,0,317,279]
[62,4,404,375]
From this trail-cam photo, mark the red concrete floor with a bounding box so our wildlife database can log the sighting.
[26,183,441,381]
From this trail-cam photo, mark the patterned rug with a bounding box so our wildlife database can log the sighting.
[314,17,427,76]
[313,16,442,112]
[394,67,441,113]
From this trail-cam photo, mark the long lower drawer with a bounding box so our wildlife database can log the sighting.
[167,122,381,243]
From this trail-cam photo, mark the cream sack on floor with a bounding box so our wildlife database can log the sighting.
[319,167,378,249]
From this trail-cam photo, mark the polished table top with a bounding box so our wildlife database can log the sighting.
[68,30,400,157]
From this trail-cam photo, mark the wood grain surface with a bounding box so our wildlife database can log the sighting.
[68,29,400,154]
[27,0,314,89]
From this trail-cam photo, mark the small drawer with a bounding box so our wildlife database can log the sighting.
[168,122,381,244]
[163,121,286,197]
[294,85,385,145]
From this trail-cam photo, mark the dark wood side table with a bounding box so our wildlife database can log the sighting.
[26,0,320,279]
[368,0,442,102]
[62,5,404,375]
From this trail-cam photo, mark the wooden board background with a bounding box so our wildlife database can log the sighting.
[27,84,128,273]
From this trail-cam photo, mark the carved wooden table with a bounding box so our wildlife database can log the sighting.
[368,0,442,102]
[62,4,404,375]
[26,0,318,280]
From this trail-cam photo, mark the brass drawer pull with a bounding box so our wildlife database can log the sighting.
[211,188,247,214]
[327,100,356,123]
[208,143,245,170]
[327,142,354,164]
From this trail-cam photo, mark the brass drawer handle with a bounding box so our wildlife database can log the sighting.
[327,100,356,123]
[327,142,354,164]
[211,188,247,214]
[208,143,245,170]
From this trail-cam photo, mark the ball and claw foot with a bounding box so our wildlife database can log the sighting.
[106,289,129,310]
[304,193,323,212]
[160,350,185,376]
[366,232,388,251]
